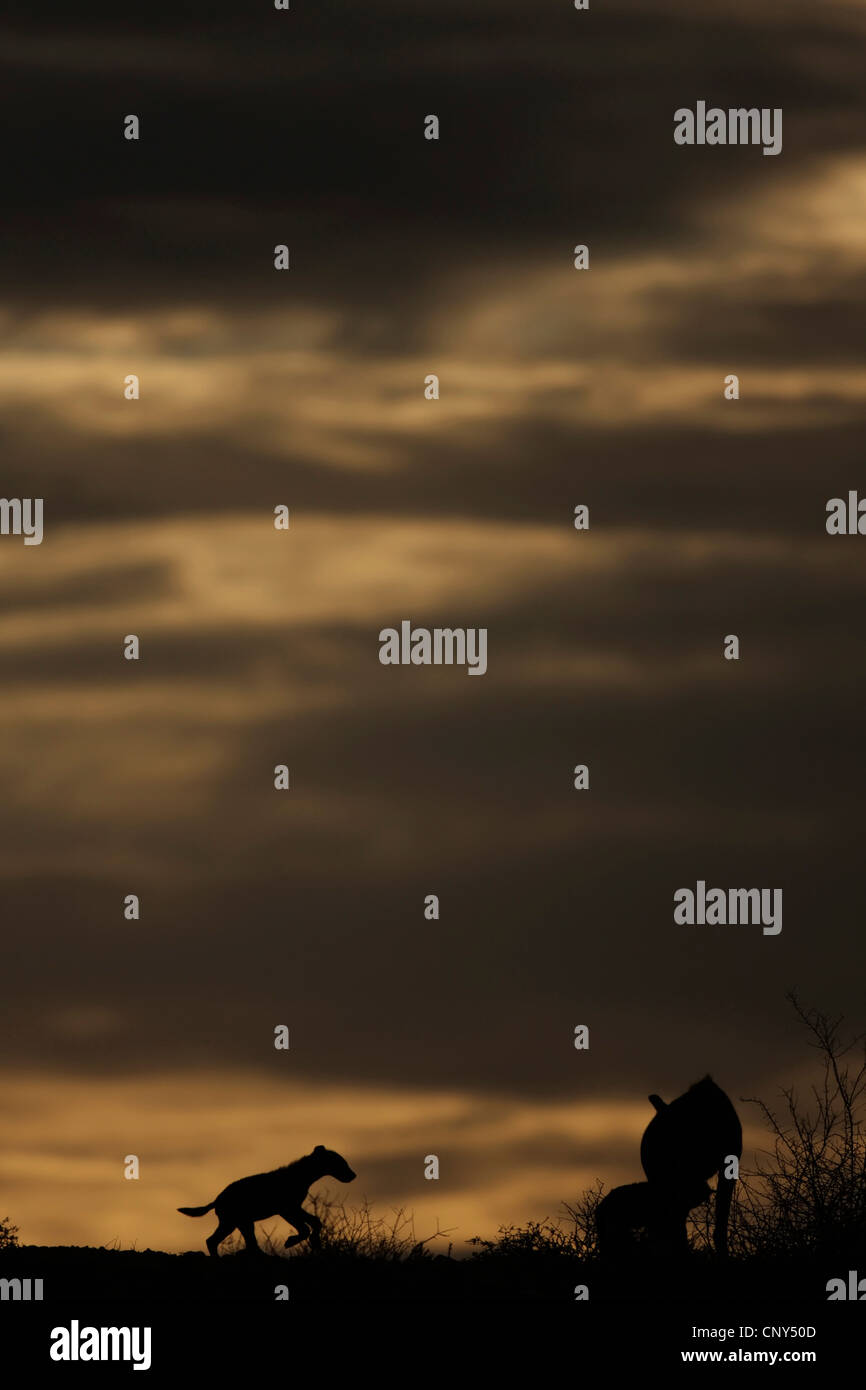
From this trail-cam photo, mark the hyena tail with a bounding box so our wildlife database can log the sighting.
[177,1201,216,1217]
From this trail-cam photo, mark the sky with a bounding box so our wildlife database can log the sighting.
[2,0,866,1254]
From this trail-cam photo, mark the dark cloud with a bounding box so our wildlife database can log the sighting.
[3,1,866,310]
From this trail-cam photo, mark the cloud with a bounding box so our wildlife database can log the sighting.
[6,154,866,504]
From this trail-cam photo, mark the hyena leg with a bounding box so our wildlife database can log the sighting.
[206,1220,235,1257]
[281,1208,318,1249]
[304,1209,323,1248]
[239,1221,261,1254]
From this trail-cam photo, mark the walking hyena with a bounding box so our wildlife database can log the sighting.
[178,1145,356,1255]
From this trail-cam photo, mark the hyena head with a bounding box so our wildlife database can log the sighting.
[312,1144,356,1183]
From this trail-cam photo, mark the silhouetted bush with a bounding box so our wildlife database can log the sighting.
[0,1216,19,1251]
[729,993,866,1263]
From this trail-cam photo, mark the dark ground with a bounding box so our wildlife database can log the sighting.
[4,1243,861,1376]
[0,1240,853,1303]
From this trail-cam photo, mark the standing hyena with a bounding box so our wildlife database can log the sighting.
[640,1077,742,1257]
[178,1145,356,1255]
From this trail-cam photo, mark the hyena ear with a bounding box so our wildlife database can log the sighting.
[314,1144,325,1153]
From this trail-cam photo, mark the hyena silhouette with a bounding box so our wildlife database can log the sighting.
[596,1178,712,1259]
[640,1076,742,1257]
[178,1145,356,1256]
